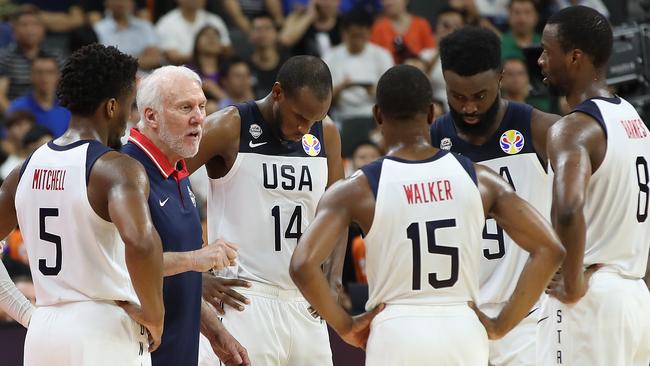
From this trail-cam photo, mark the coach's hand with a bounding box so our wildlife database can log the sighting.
[203,274,251,314]
[339,303,385,349]
[193,239,238,272]
[207,323,251,366]
[546,263,602,304]
[117,301,164,352]
[469,302,505,340]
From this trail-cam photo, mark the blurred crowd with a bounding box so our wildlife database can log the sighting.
[0,0,641,321]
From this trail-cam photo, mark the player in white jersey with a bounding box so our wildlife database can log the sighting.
[429,26,561,366]
[290,65,565,365]
[188,55,345,365]
[537,6,650,365]
[0,44,165,365]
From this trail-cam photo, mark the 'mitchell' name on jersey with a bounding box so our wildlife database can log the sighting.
[31,169,67,191]
[430,102,551,307]
[208,101,328,290]
[569,96,650,278]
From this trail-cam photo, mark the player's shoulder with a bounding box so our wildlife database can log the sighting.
[93,151,148,187]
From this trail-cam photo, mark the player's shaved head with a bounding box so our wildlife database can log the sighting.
[376,64,433,121]
[276,55,332,101]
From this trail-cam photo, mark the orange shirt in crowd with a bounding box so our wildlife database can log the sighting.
[351,235,367,283]
[370,15,435,64]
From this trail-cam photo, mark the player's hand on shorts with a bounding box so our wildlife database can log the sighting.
[202,274,251,314]
[546,263,603,304]
[117,301,164,352]
[468,301,505,340]
[193,239,238,272]
[206,324,251,366]
[339,303,385,349]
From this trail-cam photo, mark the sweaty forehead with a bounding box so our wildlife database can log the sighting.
[286,87,331,121]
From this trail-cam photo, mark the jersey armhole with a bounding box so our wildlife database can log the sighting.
[86,141,113,186]
[18,151,35,181]
[359,158,385,198]
[451,153,478,187]
[571,100,607,138]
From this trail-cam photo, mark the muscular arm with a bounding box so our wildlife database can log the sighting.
[91,154,164,331]
[321,118,347,293]
[291,172,374,333]
[530,109,561,165]
[546,113,606,302]
[476,165,565,337]
[186,107,240,175]
[0,167,35,327]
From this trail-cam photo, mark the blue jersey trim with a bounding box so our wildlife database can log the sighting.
[234,101,328,158]
[451,153,478,187]
[359,157,386,199]
[571,99,607,138]
[85,141,112,186]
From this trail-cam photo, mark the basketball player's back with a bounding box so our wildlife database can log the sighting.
[361,151,488,366]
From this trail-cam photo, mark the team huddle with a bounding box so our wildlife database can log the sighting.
[0,4,648,366]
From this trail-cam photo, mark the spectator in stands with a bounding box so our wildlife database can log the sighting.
[155,0,231,65]
[501,0,540,61]
[191,25,227,113]
[448,0,501,33]
[370,0,435,64]
[429,6,465,108]
[222,0,284,34]
[94,0,161,70]
[473,0,509,27]
[85,0,150,24]
[0,6,63,112]
[501,57,530,102]
[22,123,53,154]
[216,56,254,109]
[0,110,35,179]
[323,8,392,120]
[554,0,609,18]
[7,54,70,138]
[248,13,287,99]
[279,0,342,57]
[14,0,85,33]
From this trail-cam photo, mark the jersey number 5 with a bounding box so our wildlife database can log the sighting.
[407,219,459,290]
[39,208,62,276]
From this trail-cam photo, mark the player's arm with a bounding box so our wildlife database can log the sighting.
[0,167,36,328]
[186,106,240,174]
[92,153,165,351]
[290,173,383,349]
[162,239,238,277]
[530,109,561,165]
[473,164,565,339]
[545,113,606,303]
[321,117,347,295]
[200,299,250,366]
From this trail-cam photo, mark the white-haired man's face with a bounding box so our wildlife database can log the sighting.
[157,76,206,160]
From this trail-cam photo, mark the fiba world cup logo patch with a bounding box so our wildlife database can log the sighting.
[500,129,524,155]
[302,133,321,157]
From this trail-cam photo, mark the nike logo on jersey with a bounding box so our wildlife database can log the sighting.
[249,141,268,148]
[527,307,539,318]
[537,316,549,324]
[159,198,169,206]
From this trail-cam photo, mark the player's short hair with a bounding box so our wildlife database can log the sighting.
[57,44,138,116]
[440,26,501,76]
[276,55,332,101]
[341,7,374,30]
[547,5,612,69]
[377,64,432,120]
[136,65,202,124]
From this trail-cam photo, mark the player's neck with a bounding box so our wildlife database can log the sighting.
[384,123,437,160]
[59,116,108,145]
[566,74,611,110]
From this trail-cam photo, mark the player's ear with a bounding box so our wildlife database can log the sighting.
[372,104,382,126]
[427,103,435,126]
[271,82,283,102]
[105,98,117,119]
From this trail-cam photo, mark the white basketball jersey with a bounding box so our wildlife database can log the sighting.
[208,102,328,289]
[430,102,551,306]
[572,97,650,277]
[14,140,139,306]
[362,152,484,309]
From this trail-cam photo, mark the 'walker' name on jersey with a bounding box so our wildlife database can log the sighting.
[262,163,313,191]
[31,168,67,191]
[403,179,453,204]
